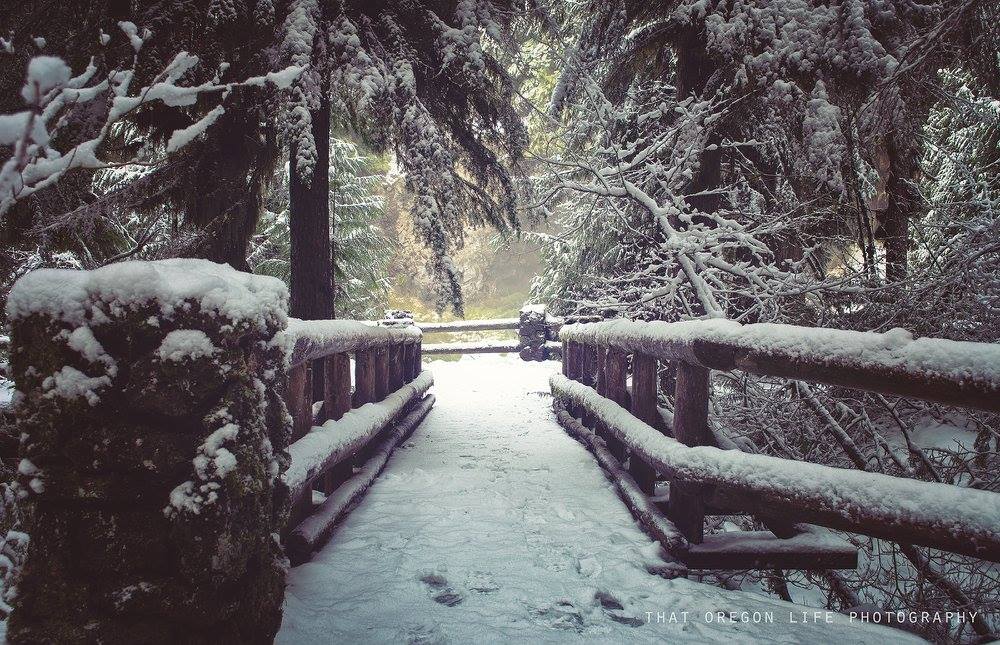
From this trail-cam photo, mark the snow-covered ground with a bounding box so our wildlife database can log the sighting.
[278,355,920,644]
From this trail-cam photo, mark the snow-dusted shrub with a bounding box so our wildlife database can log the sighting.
[4,259,292,642]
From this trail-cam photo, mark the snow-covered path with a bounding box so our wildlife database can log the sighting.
[278,355,917,644]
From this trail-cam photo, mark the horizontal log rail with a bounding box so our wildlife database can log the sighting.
[279,318,431,562]
[423,340,522,355]
[561,319,1000,412]
[411,306,563,360]
[416,318,519,334]
[278,318,422,369]
[555,319,1000,568]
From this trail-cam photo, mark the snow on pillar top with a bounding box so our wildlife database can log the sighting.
[7,258,289,332]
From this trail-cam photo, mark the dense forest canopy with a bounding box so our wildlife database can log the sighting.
[1,0,999,641]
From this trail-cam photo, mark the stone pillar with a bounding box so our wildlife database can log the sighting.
[518,305,548,361]
[5,260,292,644]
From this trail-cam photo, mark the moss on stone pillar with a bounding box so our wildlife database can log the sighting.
[5,260,292,644]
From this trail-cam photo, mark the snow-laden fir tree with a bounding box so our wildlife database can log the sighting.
[531,0,1000,639]
[277,0,534,317]
[250,138,394,319]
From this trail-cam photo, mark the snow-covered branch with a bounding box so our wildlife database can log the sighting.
[0,22,303,219]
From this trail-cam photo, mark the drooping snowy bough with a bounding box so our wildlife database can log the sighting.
[5,260,292,642]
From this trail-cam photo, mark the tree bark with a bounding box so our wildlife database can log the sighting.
[289,94,334,321]
[880,137,916,283]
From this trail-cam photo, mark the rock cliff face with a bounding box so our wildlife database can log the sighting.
[5,260,291,644]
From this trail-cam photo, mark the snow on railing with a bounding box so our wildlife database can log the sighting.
[277,318,422,368]
[284,391,436,565]
[284,372,433,503]
[561,319,1000,412]
[554,318,1000,568]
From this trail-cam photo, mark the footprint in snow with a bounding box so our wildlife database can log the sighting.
[530,600,585,632]
[418,572,465,607]
[595,590,643,627]
[403,620,448,645]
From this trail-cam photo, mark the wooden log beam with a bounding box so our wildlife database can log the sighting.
[282,319,421,368]
[550,375,1000,562]
[561,322,1000,413]
[416,318,519,333]
[680,529,858,570]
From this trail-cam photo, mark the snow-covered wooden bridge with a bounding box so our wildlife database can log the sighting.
[5,262,998,642]
[277,355,922,643]
[274,312,999,643]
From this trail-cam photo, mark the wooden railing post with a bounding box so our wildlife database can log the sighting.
[354,348,375,407]
[311,358,325,406]
[402,343,414,382]
[660,361,677,398]
[629,353,659,495]
[580,343,597,387]
[563,341,581,417]
[595,346,607,396]
[668,361,710,543]
[388,344,402,392]
[374,347,389,401]
[565,341,581,381]
[321,352,353,494]
[289,362,313,441]
[324,353,352,422]
[603,349,629,462]
[580,344,598,427]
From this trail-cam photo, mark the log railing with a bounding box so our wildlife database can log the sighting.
[279,319,433,564]
[417,305,564,361]
[554,319,1000,569]
[414,306,599,360]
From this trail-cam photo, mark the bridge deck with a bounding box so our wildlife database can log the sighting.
[277,356,916,644]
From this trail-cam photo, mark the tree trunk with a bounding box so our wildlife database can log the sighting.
[880,137,917,283]
[289,95,334,321]
[289,95,333,403]
[675,29,723,218]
